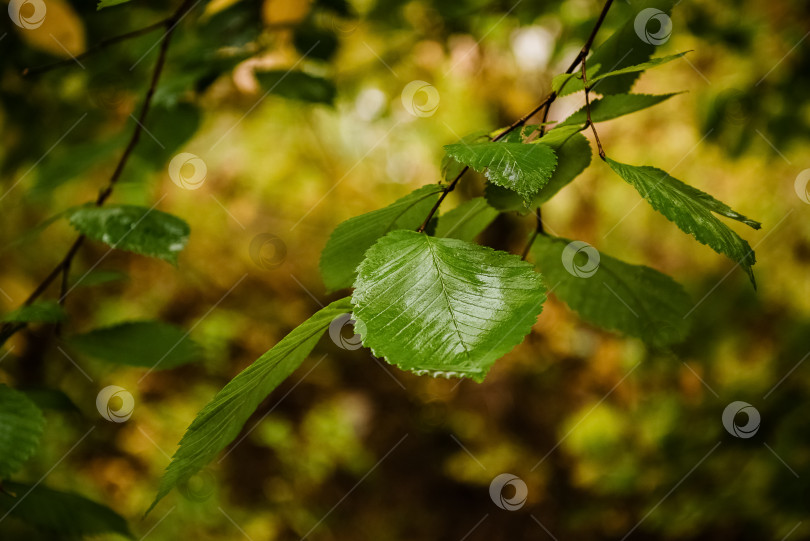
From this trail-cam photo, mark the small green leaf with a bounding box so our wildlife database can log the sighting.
[589,52,689,87]
[97,0,131,10]
[435,198,499,242]
[319,185,444,292]
[444,142,557,203]
[255,71,336,104]
[0,384,45,478]
[0,481,132,539]
[551,63,601,97]
[558,93,681,127]
[352,231,546,382]
[293,25,339,61]
[69,205,190,265]
[588,0,678,94]
[69,321,203,370]
[530,235,691,346]
[441,131,490,181]
[148,297,352,514]
[72,269,129,288]
[20,388,79,413]
[486,129,591,211]
[606,158,760,286]
[1,301,66,324]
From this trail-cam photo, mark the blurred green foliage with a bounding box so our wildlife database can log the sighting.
[1,0,809,539]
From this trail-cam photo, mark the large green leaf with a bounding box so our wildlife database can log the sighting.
[0,384,45,479]
[1,301,66,324]
[0,481,132,539]
[443,142,557,203]
[588,0,678,94]
[319,184,444,292]
[486,128,591,211]
[69,321,203,370]
[606,158,761,286]
[351,231,546,382]
[435,198,499,242]
[530,235,691,346]
[69,205,190,265]
[255,71,336,105]
[148,297,352,514]
[558,93,680,127]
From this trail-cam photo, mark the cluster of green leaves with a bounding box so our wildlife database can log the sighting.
[143,0,763,515]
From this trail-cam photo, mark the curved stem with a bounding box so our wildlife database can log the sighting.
[581,61,606,160]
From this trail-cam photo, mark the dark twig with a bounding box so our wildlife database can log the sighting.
[521,207,544,260]
[581,61,606,160]
[22,18,172,77]
[0,0,195,347]
[417,0,615,233]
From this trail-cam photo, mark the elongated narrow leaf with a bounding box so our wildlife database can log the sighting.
[558,93,680,127]
[588,0,678,94]
[0,384,45,478]
[606,158,761,286]
[320,185,444,291]
[590,52,689,86]
[444,142,557,203]
[352,231,546,382]
[148,297,352,514]
[69,205,190,265]
[0,481,132,539]
[1,301,65,324]
[69,321,203,370]
[255,71,336,104]
[486,128,591,211]
[530,235,691,346]
[21,388,79,413]
[97,0,131,9]
[435,198,499,242]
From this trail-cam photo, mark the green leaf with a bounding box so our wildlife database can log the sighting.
[20,388,79,413]
[148,297,352,514]
[0,481,132,539]
[530,235,691,346]
[551,64,600,97]
[558,93,681,127]
[589,52,689,86]
[69,321,203,370]
[293,25,339,61]
[443,142,557,203]
[1,301,66,324]
[351,231,546,382]
[97,0,131,9]
[319,185,444,292]
[441,131,490,181]
[69,205,190,265]
[435,198,499,242]
[131,102,201,166]
[72,269,129,288]
[255,71,336,105]
[606,158,761,286]
[588,0,677,94]
[0,384,45,478]
[486,129,591,211]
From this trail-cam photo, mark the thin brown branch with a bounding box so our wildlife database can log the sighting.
[581,61,606,160]
[417,0,614,234]
[22,18,172,77]
[521,207,544,260]
[0,0,195,346]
